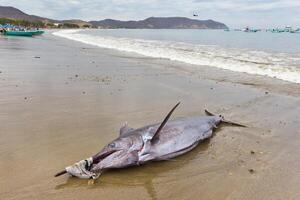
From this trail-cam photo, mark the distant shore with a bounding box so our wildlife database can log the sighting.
[0,32,299,200]
[1,6,228,29]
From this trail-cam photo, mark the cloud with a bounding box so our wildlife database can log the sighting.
[0,0,299,28]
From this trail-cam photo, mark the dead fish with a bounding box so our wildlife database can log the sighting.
[55,102,246,179]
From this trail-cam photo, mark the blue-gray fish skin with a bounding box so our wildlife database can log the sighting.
[90,116,222,172]
[138,116,221,162]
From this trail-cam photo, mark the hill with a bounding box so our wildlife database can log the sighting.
[89,17,228,29]
[0,6,228,29]
[0,6,53,22]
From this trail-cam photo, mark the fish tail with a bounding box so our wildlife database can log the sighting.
[205,109,247,127]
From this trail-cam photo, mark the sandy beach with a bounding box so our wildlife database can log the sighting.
[0,31,300,200]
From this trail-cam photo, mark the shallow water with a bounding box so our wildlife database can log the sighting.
[80,29,300,53]
[54,29,300,83]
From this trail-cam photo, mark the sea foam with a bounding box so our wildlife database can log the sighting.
[53,30,300,83]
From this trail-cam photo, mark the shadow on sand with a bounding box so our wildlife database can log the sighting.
[55,138,214,200]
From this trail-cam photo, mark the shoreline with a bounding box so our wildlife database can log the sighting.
[0,33,299,200]
[52,29,300,97]
[53,29,300,84]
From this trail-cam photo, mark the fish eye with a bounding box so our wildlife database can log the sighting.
[108,143,116,148]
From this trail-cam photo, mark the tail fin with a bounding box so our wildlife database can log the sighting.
[222,119,247,127]
[205,109,247,127]
[205,109,215,116]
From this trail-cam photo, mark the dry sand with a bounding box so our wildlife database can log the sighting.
[0,32,299,200]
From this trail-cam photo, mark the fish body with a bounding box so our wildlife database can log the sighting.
[90,115,221,172]
[55,103,245,179]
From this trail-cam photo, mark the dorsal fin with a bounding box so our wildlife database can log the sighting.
[120,122,134,136]
[150,102,180,143]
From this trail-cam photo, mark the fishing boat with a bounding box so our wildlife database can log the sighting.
[243,27,260,32]
[284,26,292,32]
[0,24,44,37]
[2,30,44,37]
[290,29,300,33]
[32,30,45,35]
[3,30,34,36]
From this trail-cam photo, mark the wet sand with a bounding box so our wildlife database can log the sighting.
[0,32,300,200]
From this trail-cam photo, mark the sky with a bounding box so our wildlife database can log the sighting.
[0,0,299,28]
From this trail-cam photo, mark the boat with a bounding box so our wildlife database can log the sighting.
[284,26,292,32]
[243,27,260,32]
[0,24,45,37]
[32,30,45,35]
[290,29,300,33]
[2,30,44,37]
[3,30,34,36]
[268,28,284,33]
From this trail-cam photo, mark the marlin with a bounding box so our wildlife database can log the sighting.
[55,102,245,179]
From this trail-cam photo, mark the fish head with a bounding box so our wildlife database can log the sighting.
[91,136,141,172]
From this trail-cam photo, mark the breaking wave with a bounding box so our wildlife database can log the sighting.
[53,29,300,83]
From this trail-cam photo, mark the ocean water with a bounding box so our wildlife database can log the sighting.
[53,29,300,83]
